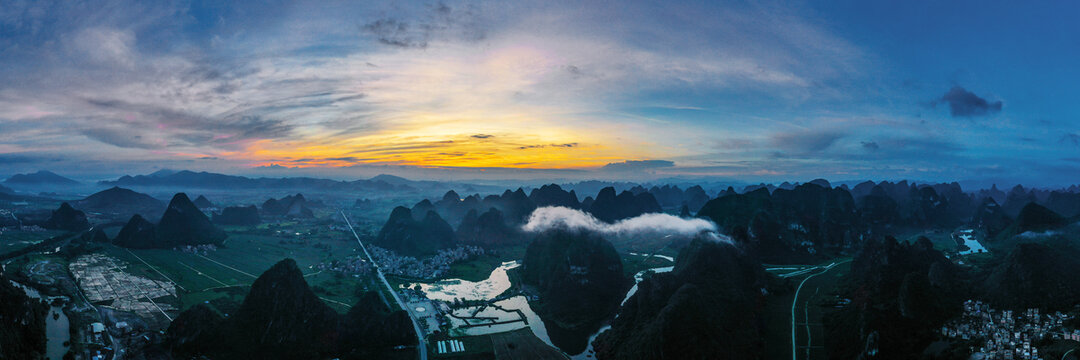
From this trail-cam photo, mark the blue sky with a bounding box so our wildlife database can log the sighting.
[0,0,1078,186]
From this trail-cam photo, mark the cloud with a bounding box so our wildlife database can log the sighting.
[517,143,578,149]
[471,134,494,139]
[81,127,160,149]
[935,86,1003,117]
[716,138,756,150]
[69,27,137,68]
[861,141,880,151]
[522,206,728,242]
[1060,133,1080,146]
[600,160,676,171]
[362,2,485,49]
[83,99,294,146]
[0,153,64,164]
[0,0,878,175]
[364,19,426,48]
[770,130,845,155]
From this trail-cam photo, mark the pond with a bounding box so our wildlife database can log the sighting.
[410,261,518,302]
[11,281,70,360]
[408,259,674,359]
[956,229,988,255]
[406,262,556,344]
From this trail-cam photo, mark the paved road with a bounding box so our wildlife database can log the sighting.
[341,211,427,360]
[791,260,850,360]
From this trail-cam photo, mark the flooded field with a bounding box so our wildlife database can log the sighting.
[409,257,675,359]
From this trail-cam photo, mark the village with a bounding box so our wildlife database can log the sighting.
[367,245,486,280]
[941,300,1079,360]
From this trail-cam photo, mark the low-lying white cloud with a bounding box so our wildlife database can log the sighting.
[522,206,727,242]
[1017,230,1059,239]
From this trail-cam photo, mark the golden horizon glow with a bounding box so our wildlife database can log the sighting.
[234,128,661,170]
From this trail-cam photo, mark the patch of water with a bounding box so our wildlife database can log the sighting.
[11,281,70,360]
[573,266,674,360]
[628,252,675,262]
[957,229,988,255]
[409,260,674,359]
[409,261,518,302]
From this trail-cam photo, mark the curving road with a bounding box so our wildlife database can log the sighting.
[791,260,850,360]
[341,211,427,360]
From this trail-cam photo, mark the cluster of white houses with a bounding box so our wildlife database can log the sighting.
[941,300,1077,360]
[370,245,485,279]
[436,339,466,354]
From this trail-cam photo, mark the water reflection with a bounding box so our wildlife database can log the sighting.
[407,258,676,359]
[956,229,988,255]
[573,266,674,360]
[410,261,518,302]
[11,281,70,360]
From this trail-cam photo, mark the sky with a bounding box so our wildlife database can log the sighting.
[1,0,1079,186]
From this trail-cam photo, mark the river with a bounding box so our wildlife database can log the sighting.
[11,281,70,360]
[573,265,674,359]
[408,258,674,359]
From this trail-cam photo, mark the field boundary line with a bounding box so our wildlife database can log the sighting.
[176,261,229,288]
[195,253,257,279]
[123,248,187,292]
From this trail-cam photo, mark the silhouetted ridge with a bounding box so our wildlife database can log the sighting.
[261,193,314,218]
[75,186,165,220]
[167,259,416,359]
[529,184,581,209]
[3,170,78,185]
[823,236,961,359]
[587,187,662,223]
[522,229,630,354]
[113,214,159,248]
[456,208,520,247]
[973,197,1011,238]
[983,241,1080,311]
[43,202,89,232]
[157,193,227,247]
[0,273,49,359]
[193,195,213,209]
[374,206,456,256]
[593,237,767,359]
[697,184,861,263]
[990,202,1068,248]
[112,193,226,249]
[213,205,261,226]
[82,227,111,243]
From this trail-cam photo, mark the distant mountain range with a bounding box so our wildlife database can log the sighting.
[74,186,166,220]
[98,170,501,194]
[4,170,79,185]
